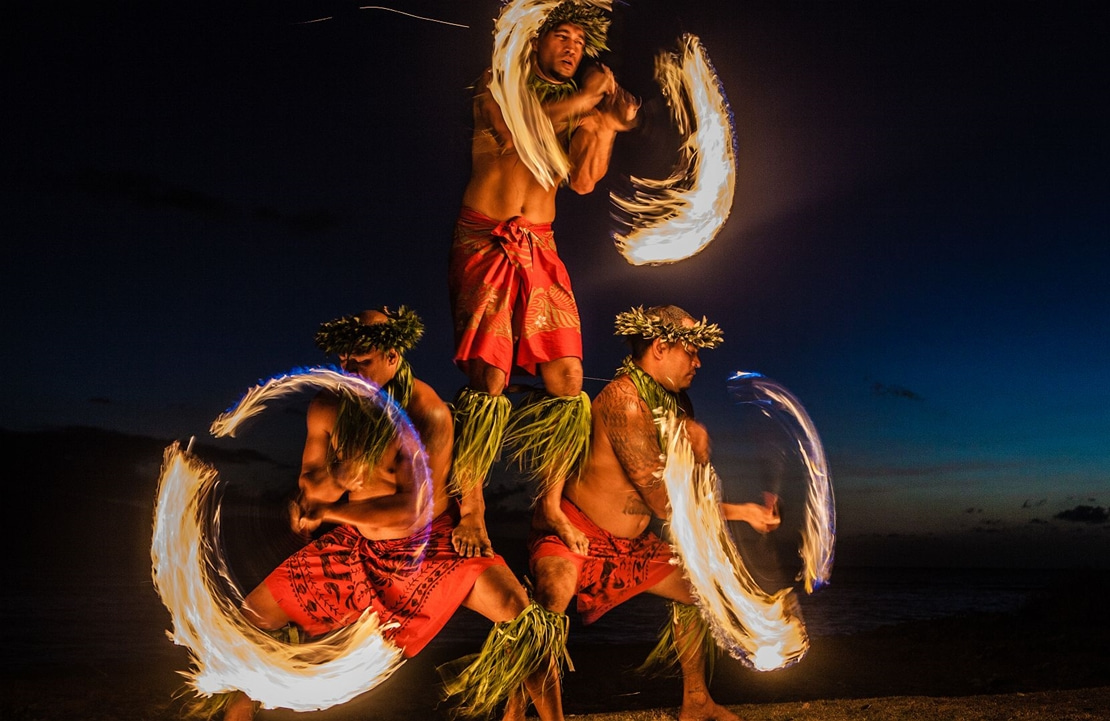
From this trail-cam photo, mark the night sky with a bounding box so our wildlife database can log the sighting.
[5,0,1108,568]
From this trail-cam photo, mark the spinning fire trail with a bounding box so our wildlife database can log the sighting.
[151,369,431,711]
[660,373,835,671]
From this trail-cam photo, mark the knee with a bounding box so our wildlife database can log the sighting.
[539,358,583,397]
[531,558,578,613]
[241,586,289,632]
[464,359,507,396]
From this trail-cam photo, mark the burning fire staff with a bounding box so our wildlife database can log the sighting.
[527,306,781,721]
[220,308,564,721]
[448,0,639,556]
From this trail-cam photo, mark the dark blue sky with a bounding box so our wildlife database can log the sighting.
[5,1,1108,567]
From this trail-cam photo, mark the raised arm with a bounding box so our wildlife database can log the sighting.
[565,70,639,194]
[474,68,515,153]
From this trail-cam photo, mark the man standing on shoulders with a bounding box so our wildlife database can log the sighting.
[448,0,639,556]
[528,305,781,721]
[220,308,564,721]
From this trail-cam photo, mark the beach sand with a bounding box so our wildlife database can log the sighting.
[5,578,1108,721]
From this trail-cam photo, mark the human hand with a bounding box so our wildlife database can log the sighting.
[598,85,640,131]
[289,497,324,538]
[535,505,590,555]
[580,62,617,100]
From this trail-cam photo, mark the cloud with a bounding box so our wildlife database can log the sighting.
[69,168,236,219]
[1021,498,1047,509]
[64,168,340,232]
[872,382,924,401]
[1054,505,1109,525]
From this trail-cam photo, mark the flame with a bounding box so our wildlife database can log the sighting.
[151,368,434,711]
[659,414,808,671]
[489,0,613,190]
[611,34,737,266]
[728,372,835,593]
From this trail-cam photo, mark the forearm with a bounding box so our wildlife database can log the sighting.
[320,494,418,536]
[298,466,347,505]
[567,121,618,194]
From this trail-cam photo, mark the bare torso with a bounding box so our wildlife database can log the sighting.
[564,375,664,538]
[461,70,561,223]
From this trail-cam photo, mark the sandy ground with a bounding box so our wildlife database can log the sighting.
[5,579,1109,721]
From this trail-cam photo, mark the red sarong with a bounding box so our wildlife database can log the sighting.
[528,498,677,625]
[448,206,582,379]
[264,512,503,657]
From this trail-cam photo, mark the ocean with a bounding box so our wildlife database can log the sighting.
[1,564,1075,669]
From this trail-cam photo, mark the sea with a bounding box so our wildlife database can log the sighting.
[1,564,1080,670]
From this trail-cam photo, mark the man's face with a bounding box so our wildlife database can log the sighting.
[339,349,394,387]
[657,320,702,393]
[534,22,587,83]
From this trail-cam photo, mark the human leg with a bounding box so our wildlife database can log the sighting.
[646,572,741,721]
[444,565,568,721]
[504,357,591,553]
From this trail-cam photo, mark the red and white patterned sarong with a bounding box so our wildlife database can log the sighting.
[528,498,677,625]
[264,512,503,657]
[448,206,582,380]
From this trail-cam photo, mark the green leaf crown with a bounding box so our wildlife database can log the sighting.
[314,306,424,356]
[613,306,724,349]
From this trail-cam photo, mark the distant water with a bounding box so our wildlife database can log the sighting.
[436,566,1070,646]
[4,565,1071,669]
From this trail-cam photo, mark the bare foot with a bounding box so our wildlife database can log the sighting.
[222,691,260,721]
[679,690,743,721]
[452,512,495,558]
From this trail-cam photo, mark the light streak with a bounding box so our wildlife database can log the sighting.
[152,368,433,711]
[727,371,835,593]
[298,6,469,28]
[611,34,737,266]
[490,0,613,190]
[659,414,809,671]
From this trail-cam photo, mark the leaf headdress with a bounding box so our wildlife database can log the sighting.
[614,306,724,349]
[314,306,424,356]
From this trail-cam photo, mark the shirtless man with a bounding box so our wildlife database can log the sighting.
[222,308,562,721]
[448,0,640,555]
[529,306,781,721]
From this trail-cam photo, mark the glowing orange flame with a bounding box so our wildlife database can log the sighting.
[490,0,613,190]
[659,414,809,671]
[151,368,433,710]
[612,34,737,266]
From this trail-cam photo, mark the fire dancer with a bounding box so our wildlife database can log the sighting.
[221,308,563,721]
[528,305,780,721]
[448,0,639,556]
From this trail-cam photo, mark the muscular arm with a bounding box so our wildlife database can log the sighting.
[565,71,639,194]
[474,68,515,153]
[297,394,348,507]
[299,440,422,538]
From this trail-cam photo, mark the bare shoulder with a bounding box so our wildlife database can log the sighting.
[594,376,648,424]
[407,379,450,422]
[306,390,339,424]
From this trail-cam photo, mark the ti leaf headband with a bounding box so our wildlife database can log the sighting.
[539,0,610,58]
[614,306,724,349]
[314,306,424,356]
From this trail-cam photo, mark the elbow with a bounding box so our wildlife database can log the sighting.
[568,176,597,195]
